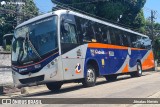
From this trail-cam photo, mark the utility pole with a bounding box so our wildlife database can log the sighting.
[151,10,156,59]
[151,10,156,44]
[16,0,23,25]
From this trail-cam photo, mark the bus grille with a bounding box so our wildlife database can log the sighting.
[19,75,44,84]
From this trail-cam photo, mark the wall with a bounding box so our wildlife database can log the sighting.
[0,52,12,85]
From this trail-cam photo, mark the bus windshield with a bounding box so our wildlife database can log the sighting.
[12,16,58,65]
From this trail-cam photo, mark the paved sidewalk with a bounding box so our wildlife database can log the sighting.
[0,69,13,85]
[0,69,14,95]
[0,85,47,98]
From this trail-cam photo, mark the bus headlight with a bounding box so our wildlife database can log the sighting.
[51,61,54,65]
[47,58,58,68]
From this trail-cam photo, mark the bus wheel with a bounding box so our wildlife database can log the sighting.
[82,65,96,87]
[46,82,62,92]
[105,75,117,82]
[130,62,142,77]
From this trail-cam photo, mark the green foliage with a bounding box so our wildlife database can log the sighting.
[22,0,39,21]
[145,19,160,37]
[0,0,38,45]
[52,0,146,32]
[5,45,11,51]
[145,18,160,58]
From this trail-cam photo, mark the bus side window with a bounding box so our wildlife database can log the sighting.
[144,37,152,50]
[84,21,96,42]
[127,34,131,47]
[140,37,151,49]
[61,22,78,44]
[75,16,83,44]
[130,34,138,48]
[101,26,109,44]
[97,25,111,44]
[106,30,111,44]
[93,22,103,43]
[110,28,122,46]
[114,29,122,46]
[121,33,129,47]
[110,28,116,45]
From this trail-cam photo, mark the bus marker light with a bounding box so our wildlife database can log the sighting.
[102,59,105,66]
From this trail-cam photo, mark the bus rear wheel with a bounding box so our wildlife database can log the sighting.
[105,75,117,82]
[130,62,142,77]
[82,65,96,87]
[46,82,62,92]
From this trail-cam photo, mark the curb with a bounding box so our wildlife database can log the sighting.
[0,86,3,94]
[0,84,20,95]
[0,85,47,98]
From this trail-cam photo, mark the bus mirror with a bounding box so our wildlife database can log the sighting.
[2,39,6,50]
[12,40,17,52]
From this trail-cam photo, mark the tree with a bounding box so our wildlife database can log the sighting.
[52,0,146,33]
[0,0,38,45]
[22,0,39,21]
[145,19,160,58]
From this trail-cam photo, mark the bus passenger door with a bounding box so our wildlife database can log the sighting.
[60,15,83,80]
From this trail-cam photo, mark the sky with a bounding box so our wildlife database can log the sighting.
[34,0,160,23]
[144,0,160,23]
[34,0,53,13]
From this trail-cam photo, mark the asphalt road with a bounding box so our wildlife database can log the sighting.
[21,71,160,98]
[3,71,160,107]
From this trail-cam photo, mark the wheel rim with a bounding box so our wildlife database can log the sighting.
[87,69,95,83]
[138,64,142,74]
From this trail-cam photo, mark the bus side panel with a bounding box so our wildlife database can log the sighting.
[107,49,126,75]
[141,50,155,70]
[86,43,127,75]
[85,43,154,77]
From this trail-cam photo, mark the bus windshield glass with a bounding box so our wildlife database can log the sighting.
[12,16,58,65]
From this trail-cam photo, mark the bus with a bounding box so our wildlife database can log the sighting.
[12,9,155,91]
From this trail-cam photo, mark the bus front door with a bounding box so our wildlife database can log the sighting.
[61,21,83,80]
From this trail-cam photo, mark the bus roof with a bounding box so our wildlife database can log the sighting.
[16,9,148,38]
[16,12,56,29]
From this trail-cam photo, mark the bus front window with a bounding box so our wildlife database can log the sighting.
[12,16,58,65]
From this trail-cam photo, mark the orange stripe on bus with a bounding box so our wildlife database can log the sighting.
[142,51,155,70]
[122,64,129,73]
[88,43,145,50]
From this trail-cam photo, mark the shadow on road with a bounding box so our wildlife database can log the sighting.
[16,72,153,98]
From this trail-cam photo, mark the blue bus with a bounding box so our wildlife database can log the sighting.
[11,9,155,91]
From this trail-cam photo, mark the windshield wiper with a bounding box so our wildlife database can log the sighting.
[25,32,42,59]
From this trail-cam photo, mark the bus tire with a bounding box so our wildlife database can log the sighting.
[105,75,117,82]
[46,82,62,92]
[82,65,96,87]
[130,62,142,77]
